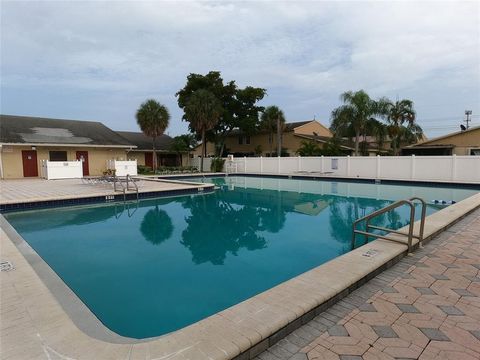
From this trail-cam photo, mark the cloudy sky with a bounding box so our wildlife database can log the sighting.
[1,1,479,138]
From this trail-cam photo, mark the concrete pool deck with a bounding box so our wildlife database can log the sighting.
[0,182,479,359]
[0,177,214,206]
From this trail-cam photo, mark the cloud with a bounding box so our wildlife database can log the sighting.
[1,1,479,137]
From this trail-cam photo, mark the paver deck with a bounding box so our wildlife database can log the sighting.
[0,177,209,205]
[255,209,480,360]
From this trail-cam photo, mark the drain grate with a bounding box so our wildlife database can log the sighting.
[0,260,15,272]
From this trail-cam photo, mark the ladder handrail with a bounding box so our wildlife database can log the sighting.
[126,174,139,201]
[352,197,426,253]
[113,176,126,202]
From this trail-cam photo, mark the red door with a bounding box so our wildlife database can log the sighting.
[76,151,89,176]
[145,153,153,169]
[22,150,38,177]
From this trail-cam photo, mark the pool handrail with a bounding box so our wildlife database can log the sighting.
[352,197,426,253]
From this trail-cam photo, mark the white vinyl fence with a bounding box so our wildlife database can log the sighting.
[192,155,480,183]
[107,160,138,176]
[41,160,83,180]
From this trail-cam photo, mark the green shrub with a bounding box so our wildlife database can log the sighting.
[210,157,225,172]
[137,165,153,174]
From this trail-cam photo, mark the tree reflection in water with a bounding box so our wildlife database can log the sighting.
[181,191,269,265]
[140,205,174,245]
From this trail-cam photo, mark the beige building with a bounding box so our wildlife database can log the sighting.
[0,115,136,179]
[116,131,189,169]
[194,120,351,157]
[402,126,480,156]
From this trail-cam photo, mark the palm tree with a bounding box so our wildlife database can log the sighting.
[136,99,170,171]
[378,98,421,155]
[184,89,222,172]
[260,106,286,156]
[330,90,380,156]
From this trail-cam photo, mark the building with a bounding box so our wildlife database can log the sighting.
[402,126,480,156]
[193,120,352,157]
[0,115,135,179]
[116,131,188,168]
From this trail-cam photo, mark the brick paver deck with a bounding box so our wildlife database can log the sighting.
[256,209,480,360]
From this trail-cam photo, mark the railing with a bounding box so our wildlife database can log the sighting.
[352,197,427,253]
[113,175,139,201]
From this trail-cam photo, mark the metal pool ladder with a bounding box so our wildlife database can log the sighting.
[113,175,139,201]
[352,197,427,253]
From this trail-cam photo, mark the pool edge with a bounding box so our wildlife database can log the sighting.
[1,191,479,359]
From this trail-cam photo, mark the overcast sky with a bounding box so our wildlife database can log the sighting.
[1,1,479,138]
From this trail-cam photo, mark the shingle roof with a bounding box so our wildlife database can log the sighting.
[116,131,174,151]
[0,114,133,147]
[405,126,480,147]
[228,120,315,136]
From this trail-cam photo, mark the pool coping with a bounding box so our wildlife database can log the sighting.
[229,172,480,189]
[1,185,479,359]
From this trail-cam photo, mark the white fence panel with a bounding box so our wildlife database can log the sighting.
[379,157,411,180]
[349,157,377,178]
[42,161,83,180]
[414,156,453,181]
[456,156,480,182]
[261,158,278,173]
[299,157,323,172]
[107,160,138,176]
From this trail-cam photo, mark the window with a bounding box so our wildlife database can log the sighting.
[49,151,67,161]
[471,149,480,156]
[238,135,250,145]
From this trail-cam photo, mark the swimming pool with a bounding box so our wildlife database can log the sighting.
[4,176,478,339]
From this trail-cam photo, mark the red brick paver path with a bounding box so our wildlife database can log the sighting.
[256,209,480,360]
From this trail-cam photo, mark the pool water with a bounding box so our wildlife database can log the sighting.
[4,176,478,338]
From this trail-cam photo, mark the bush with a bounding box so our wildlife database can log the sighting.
[210,157,226,172]
[137,165,153,174]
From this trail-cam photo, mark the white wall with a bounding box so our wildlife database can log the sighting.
[192,155,480,183]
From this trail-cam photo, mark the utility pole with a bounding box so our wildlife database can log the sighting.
[464,110,472,129]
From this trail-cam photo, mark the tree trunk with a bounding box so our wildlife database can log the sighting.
[277,117,281,157]
[152,136,157,172]
[201,129,206,173]
[354,130,360,156]
[269,132,273,156]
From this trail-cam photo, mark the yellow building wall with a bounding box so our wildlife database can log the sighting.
[423,128,480,155]
[1,146,129,179]
[127,152,146,166]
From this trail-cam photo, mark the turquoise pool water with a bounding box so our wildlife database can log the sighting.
[4,176,478,339]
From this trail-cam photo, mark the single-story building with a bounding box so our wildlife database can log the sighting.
[402,126,480,156]
[116,131,188,168]
[0,114,135,179]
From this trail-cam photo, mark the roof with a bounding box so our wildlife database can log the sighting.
[0,114,133,147]
[116,131,174,151]
[406,126,480,148]
[228,120,316,136]
[294,134,354,150]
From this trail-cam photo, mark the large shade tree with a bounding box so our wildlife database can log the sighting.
[169,134,198,166]
[260,106,286,156]
[330,90,381,156]
[378,98,422,155]
[184,89,222,172]
[136,99,170,171]
[177,71,266,156]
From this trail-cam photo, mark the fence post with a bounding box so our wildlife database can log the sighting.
[260,156,263,174]
[244,156,247,173]
[411,155,415,180]
[321,155,324,173]
[278,156,281,174]
[376,155,381,179]
[347,155,351,177]
[451,154,457,181]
